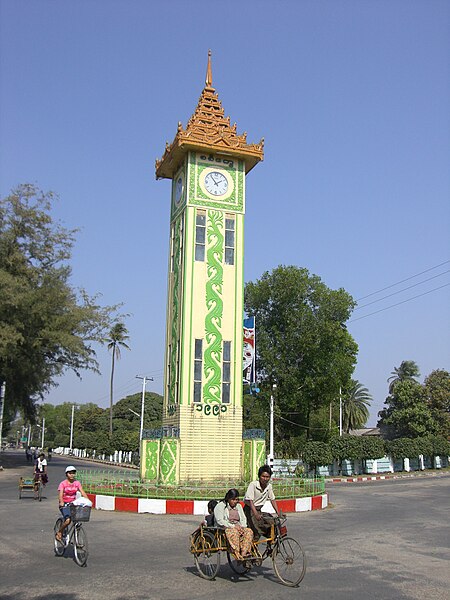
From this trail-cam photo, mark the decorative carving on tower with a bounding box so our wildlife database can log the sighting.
[155,51,264,180]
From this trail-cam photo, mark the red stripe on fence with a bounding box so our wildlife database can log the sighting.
[311,495,323,510]
[166,500,194,514]
[115,497,139,512]
[278,499,296,512]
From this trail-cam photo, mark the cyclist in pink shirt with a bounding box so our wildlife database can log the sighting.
[55,466,89,541]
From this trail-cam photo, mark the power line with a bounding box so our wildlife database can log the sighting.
[356,259,450,302]
[87,371,163,405]
[279,415,330,431]
[355,269,450,310]
[349,282,450,323]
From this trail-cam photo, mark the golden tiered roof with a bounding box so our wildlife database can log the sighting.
[155,51,264,179]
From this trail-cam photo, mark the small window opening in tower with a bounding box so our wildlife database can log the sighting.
[222,340,231,403]
[195,211,206,262]
[170,225,175,272]
[194,339,203,403]
[224,216,235,265]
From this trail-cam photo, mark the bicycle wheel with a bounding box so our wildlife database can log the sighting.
[193,531,220,580]
[73,524,89,567]
[38,482,42,501]
[272,536,306,587]
[54,518,66,556]
[226,551,252,575]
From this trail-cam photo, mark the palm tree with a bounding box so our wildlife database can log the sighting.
[106,323,130,436]
[387,360,420,393]
[342,380,371,433]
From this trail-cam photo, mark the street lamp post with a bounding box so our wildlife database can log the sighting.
[35,417,46,450]
[136,375,154,447]
[69,405,78,452]
[268,383,276,467]
[40,417,45,449]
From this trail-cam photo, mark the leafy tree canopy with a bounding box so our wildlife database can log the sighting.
[244,265,358,441]
[0,184,122,422]
[28,392,163,453]
[423,369,450,438]
[378,379,439,439]
[301,441,333,474]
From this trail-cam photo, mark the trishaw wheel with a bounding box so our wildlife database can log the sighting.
[194,530,220,580]
[272,536,306,587]
[54,518,66,556]
[227,552,252,575]
[74,524,89,567]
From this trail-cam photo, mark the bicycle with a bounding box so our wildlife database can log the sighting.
[54,504,90,567]
[190,515,306,587]
[33,473,44,501]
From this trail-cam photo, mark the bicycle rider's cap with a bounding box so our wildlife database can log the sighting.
[65,465,77,473]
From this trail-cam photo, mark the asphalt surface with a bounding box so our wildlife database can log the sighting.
[0,449,449,600]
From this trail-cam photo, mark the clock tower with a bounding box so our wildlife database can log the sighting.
[144,52,264,483]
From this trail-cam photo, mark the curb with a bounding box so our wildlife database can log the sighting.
[326,470,450,484]
[86,492,328,515]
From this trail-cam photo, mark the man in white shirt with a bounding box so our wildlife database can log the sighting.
[34,452,48,498]
[244,464,280,538]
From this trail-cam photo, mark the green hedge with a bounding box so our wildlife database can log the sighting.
[301,434,449,467]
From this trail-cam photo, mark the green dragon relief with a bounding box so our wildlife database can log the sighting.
[168,216,182,406]
[203,210,224,404]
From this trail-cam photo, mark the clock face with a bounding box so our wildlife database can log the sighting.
[204,171,228,196]
[175,176,183,204]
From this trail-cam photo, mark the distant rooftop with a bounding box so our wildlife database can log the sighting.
[348,428,380,437]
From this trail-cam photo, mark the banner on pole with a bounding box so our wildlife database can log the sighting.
[243,317,255,384]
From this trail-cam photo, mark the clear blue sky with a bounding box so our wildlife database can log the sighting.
[1,0,449,427]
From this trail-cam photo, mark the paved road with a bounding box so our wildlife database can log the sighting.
[1,450,449,600]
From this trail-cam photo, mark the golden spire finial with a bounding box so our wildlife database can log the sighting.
[205,49,213,87]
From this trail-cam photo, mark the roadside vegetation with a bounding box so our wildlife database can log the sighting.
[1,186,449,469]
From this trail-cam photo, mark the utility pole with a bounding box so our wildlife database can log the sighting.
[136,375,154,446]
[0,381,5,450]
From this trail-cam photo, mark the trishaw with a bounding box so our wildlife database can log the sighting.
[190,515,306,587]
[18,476,42,501]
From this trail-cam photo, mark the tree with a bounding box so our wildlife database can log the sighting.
[387,360,420,393]
[0,184,119,422]
[342,380,371,433]
[244,265,358,442]
[330,435,385,473]
[301,441,333,475]
[243,391,270,433]
[378,379,439,439]
[423,369,450,438]
[106,322,130,436]
[113,392,163,429]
